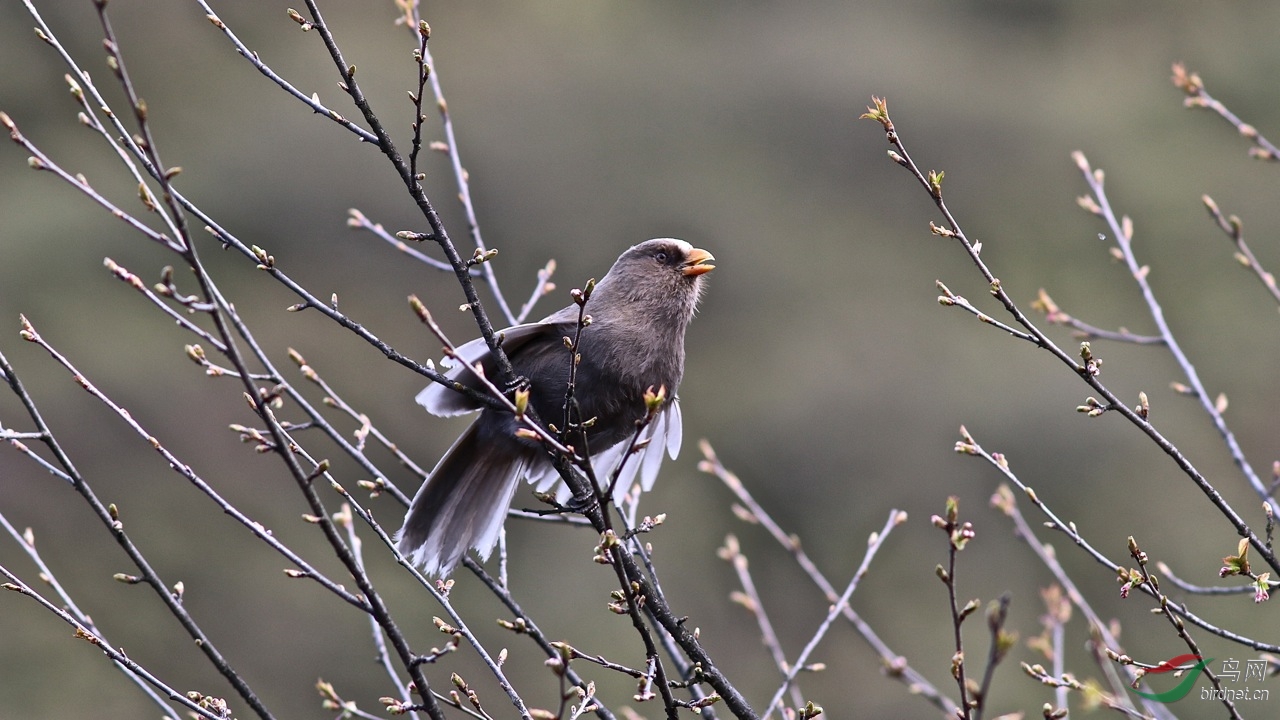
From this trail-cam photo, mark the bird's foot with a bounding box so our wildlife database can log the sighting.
[504,374,530,394]
[528,487,599,516]
[562,489,598,513]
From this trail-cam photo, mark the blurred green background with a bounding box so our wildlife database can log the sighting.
[3,2,1280,718]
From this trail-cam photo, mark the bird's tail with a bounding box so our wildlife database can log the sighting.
[396,420,534,576]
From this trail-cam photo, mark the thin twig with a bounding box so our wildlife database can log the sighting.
[0,568,231,720]
[0,340,274,720]
[1127,537,1242,720]
[194,0,379,144]
[720,535,805,710]
[935,497,976,720]
[463,557,618,720]
[1157,560,1276,595]
[299,0,515,384]
[336,504,421,720]
[94,3,448,713]
[288,348,430,481]
[1073,150,1279,522]
[0,516,181,718]
[973,593,1012,720]
[1032,289,1166,345]
[347,208,456,272]
[1201,195,1280,308]
[17,317,367,611]
[407,3,517,326]
[862,98,1280,577]
[762,510,907,718]
[699,440,960,716]
[1173,63,1280,161]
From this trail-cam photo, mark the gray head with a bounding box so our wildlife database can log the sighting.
[590,238,715,329]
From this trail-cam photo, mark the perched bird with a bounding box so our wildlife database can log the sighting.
[397,238,715,575]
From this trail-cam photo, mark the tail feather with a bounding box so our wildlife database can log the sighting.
[396,421,535,576]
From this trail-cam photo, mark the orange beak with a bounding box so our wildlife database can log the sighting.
[681,247,716,276]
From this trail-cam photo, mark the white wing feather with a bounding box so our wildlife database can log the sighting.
[416,324,548,417]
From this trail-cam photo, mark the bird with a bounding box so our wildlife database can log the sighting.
[396,238,715,575]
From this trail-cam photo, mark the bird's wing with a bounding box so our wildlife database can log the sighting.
[640,397,682,492]
[664,396,683,458]
[598,398,684,505]
[416,322,553,417]
[524,399,682,507]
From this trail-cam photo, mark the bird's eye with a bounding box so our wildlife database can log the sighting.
[654,251,668,264]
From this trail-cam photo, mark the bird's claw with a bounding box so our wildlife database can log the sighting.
[563,490,597,513]
[528,486,599,516]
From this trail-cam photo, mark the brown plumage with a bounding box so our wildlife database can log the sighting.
[397,238,715,575]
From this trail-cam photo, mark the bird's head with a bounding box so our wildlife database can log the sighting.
[599,238,714,312]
